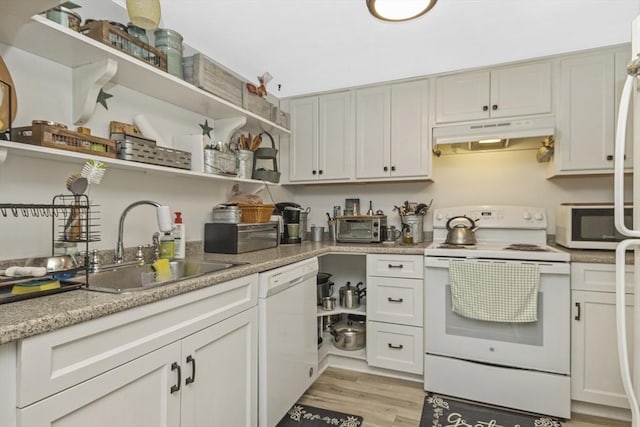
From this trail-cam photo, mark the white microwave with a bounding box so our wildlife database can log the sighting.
[555,203,632,250]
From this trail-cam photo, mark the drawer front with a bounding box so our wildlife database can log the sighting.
[571,263,634,293]
[17,274,258,407]
[367,277,423,327]
[366,321,423,374]
[367,255,424,279]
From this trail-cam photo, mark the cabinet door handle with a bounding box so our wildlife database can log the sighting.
[391,166,396,171]
[607,155,627,161]
[482,105,489,111]
[388,343,404,350]
[574,302,581,321]
[319,170,323,175]
[185,355,196,385]
[388,297,404,303]
[388,264,404,269]
[384,166,388,172]
[492,104,498,110]
[312,170,317,175]
[170,362,181,393]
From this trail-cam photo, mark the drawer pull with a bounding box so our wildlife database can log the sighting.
[170,362,181,394]
[388,264,404,269]
[388,343,404,350]
[186,355,196,385]
[388,297,404,303]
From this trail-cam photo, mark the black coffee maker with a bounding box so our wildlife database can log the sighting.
[279,205,302,244]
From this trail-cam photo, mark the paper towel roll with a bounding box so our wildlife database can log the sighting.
[156,205,173,232]
[133,114,170,148]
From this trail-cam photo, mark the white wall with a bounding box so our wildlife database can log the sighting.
[288,148,633,234]
[0,44,293,260]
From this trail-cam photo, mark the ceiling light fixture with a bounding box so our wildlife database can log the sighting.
[366,0,438,22]
[126,0,161,29]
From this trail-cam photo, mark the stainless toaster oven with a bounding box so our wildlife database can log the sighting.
[336,215,387,243]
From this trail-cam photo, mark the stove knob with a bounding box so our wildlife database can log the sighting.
[534,212,544,221]
[522,212,532,220]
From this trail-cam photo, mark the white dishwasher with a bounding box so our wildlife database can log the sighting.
[258,257,318,427]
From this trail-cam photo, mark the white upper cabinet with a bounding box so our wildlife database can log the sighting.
[288,91,353,182]
[356,80,431,180]
[435,62,552,123]
[551,46,632,175]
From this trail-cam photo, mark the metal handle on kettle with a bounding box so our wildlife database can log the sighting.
[446,215,477,230]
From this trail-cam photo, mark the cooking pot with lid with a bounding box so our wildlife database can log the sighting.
[444,215,478,245]
[316,272,333,305]
[329,319,366,351]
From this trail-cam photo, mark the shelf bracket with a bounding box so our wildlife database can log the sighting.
[213,116,247,144]
[72,59,118,126]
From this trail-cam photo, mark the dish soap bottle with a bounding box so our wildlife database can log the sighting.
[159,232,175,259]
[174,211,186,259]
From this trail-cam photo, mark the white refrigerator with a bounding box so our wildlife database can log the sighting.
[615,15,640,427]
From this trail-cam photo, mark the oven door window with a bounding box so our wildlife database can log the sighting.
[445,286,543,346]
[339,220,372,238]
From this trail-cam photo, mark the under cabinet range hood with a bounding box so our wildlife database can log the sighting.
[432,115,556,146]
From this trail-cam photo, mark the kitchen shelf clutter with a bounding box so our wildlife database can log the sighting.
[0,14,290,136]
[0,140,279,187]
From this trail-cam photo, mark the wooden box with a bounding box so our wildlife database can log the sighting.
[272,106,290,129]
[242,86,273,120]
[183,54,243,106]
[80,20,167,72]
[12,124,117,158]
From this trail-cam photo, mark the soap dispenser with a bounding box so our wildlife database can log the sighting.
[174,211,186,259]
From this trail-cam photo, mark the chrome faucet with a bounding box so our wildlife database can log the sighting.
[115,200,172,264]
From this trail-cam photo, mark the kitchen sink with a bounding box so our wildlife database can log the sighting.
[69,260,243,294]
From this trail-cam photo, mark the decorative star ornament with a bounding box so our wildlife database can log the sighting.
[96,89,113,110]
[199,119,213,139]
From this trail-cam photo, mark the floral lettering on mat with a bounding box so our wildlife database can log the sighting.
[425,394,562,427]
[285,405,362,427]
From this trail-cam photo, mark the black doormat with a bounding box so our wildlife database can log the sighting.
[276,403,363,427]
[420,392,563,427]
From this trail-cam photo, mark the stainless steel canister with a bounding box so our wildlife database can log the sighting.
[236,150,254,179]
[211,205,242,223]
[299,211,309,241]
[403,213,424,243]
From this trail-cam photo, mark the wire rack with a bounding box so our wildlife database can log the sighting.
[0,194,101,304]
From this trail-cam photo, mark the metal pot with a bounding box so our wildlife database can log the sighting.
[444,215,478,245]
[321,296,336,311]
[329,319,366,351]
[339,281,366,309]
[317,282,334,305]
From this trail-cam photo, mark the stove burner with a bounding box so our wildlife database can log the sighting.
[437,243,476,249]
[504,243,550,252]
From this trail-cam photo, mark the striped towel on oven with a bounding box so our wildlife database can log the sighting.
[448,260,540,323]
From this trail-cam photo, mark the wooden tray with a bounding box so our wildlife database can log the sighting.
[80,20,167,72]
[11,123,117,158]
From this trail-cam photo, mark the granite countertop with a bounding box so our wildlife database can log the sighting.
[0,241,428,345]
[0,239,628,346]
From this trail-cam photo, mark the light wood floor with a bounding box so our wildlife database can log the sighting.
[298,367,631,427]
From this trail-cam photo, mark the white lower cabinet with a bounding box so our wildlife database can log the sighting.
[15,275,258,427]
[571,263,634,409]
[366,254,424,375]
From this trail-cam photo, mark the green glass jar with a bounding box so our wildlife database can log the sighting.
[154,28,184,79]
[127,23,149,60]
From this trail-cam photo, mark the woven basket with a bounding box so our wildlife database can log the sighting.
[238,204,274,223]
